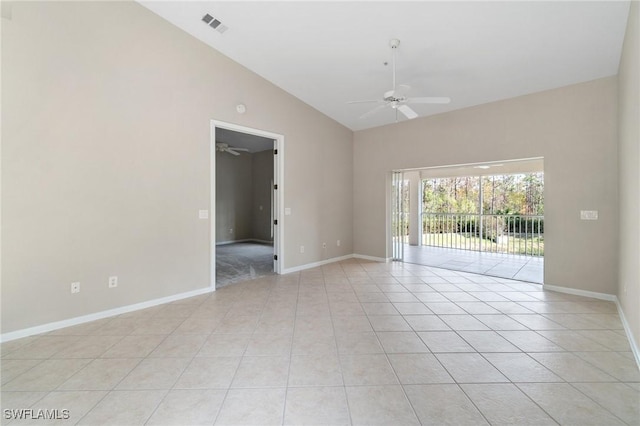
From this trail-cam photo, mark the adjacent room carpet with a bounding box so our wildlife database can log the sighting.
[216,242,274,288]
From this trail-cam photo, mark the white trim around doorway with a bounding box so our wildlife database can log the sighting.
[210,120,284,290]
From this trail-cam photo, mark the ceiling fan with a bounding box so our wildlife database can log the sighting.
[348,39,451,121]
[216,142,250,156]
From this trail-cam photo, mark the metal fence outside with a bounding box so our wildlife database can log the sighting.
[421,213,544,256]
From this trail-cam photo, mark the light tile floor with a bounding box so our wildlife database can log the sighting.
[403,244,544,283]
[1,259,638,425]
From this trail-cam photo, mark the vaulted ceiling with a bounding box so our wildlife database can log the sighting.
[139,1,630,131]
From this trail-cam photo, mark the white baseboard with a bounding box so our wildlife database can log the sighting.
[216,239,251,245]
[542,283,617,301]
[353,254,391,263]
[251,239,274,245]
[280,253,393,274]
[281,254,355,274]
[0,286,215,343]
[615,297,640,370]
[1,251,381,342]
[216,239,273,246]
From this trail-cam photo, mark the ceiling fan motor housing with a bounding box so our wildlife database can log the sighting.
[383,90,405,103]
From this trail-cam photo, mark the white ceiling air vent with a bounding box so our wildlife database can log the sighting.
[202,14,228,34]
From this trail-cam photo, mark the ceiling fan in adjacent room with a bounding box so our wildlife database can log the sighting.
[348,38,451,121]
[216,142,249,156]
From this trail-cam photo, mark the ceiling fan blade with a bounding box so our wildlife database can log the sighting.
[359,104,388,119]
[406,96,451,104]
[347,100,384,104]
[231,147,250,152]
[397,104,418,120]
[226,149,241,156]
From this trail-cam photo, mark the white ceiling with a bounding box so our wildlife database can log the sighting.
[411,158,544,179]
[139,1,630,131]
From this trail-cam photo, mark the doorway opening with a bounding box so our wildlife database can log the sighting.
[391,158,544,283]
[211,121,283,289]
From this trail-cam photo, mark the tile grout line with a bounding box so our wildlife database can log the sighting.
[564,381,633,425]
[211,279,272,425]
[280,270,303,426]
[330,262,355,426]
[141,297,217,424]
[369,270,428,425]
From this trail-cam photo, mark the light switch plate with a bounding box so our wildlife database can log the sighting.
[580,210,598,220]
[285,208,292,216]
[199,210,209,219]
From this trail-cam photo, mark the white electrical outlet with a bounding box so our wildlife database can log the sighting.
[337,240,341,247]
[322,242,327,249]
[108,276,118,288]
[229,228,233,234]
[71,282,80,294]
[300,245,305,253]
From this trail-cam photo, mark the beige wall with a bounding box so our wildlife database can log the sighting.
[617,1,640,350]
[1,1,353,333]
[215,153,253,243]
[215,149,274,244]
[354,77,619,295]
[251,150,275,242]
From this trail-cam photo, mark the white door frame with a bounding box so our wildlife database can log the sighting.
[210,120,284,290]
